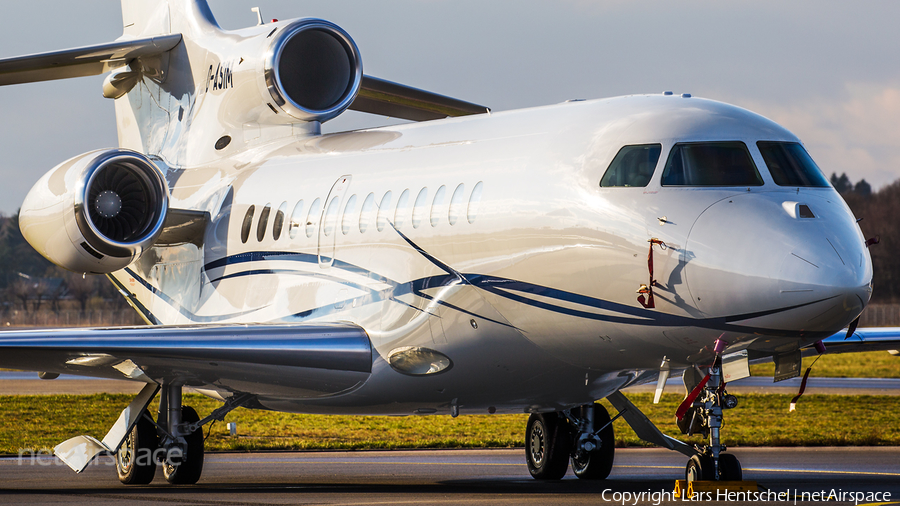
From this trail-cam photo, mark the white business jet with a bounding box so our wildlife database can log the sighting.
[0,0,895,487]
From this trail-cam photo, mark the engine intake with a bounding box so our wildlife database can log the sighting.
[20,149,168,274]
[264,19,362,122]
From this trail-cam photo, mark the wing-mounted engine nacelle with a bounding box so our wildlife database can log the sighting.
[19,149,168,274]
[261,18,362,122]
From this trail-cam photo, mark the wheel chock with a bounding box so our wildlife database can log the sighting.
[674,480,758,499]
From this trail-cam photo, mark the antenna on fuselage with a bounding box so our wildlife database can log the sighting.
[251,7,264,25]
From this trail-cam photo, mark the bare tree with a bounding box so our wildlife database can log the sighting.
[65,272,96,316]
[844,180,900,302]
[47,279,65,314]
[10,278,30,313]
[31,279,49,312]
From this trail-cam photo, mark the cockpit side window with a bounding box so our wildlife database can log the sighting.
[661,142,763,187]
[757,141,830,187]
[599,144,661,187]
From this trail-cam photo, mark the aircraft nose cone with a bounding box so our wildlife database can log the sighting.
[684,192,872,335]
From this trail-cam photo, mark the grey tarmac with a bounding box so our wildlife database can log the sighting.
[1,448,898,505]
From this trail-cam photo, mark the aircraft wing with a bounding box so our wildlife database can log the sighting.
[0,323,372,399]
[814,327,900,355]
[0,35,183,86]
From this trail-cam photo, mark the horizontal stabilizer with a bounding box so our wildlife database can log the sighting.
[352,75,490,121]
[0,35,182,86]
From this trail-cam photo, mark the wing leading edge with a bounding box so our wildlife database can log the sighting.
[0,323,372,399]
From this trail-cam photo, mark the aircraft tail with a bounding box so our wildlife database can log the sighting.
[114,0,222,166]
[120,0,219,38]
[0,0,488,169]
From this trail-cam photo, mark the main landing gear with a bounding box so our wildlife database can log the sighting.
[525,402,616,481]
[677,356,742,482]
[524,355,743,483]
[116,384,251,485]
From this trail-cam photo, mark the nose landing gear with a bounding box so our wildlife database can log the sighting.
[677,355,742,482]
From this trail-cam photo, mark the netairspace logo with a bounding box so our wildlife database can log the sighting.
[17,447,181,467]
[601,488,893,505]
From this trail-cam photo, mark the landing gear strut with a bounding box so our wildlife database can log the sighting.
[149,384,205,484]
[569,403,615,480]
[525,403,616,480]
[678,356,742,482]
[115,383,252,485]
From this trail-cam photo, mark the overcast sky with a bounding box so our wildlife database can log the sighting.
[1,1,899,214]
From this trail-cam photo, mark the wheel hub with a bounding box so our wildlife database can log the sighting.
[117,432,135,472]
[529,422,545,466]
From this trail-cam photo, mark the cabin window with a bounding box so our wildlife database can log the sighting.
[323,196,340,237]
[412,188,429,229]
[394,189,410,229]
[305,198,321,238]
[448,184,466,225]
[272,201,287,240]
[341,194,357,235]
[757,141,830,187]
[431,185,446,227]
[661,142,763,186]
[288,200,304,239]
[256,204,271,242]
[240,205,255,244]
[359,193,375,233]
[377,191,393,232]
[600,144,661,187]
[467,181,484,224]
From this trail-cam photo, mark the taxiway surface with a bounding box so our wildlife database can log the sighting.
[1,448,898,505]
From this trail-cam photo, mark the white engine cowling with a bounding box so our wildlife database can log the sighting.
[262,18,363,122]
[19,149,169,274]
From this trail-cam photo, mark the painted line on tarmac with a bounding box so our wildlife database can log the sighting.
[210,460,900,476]
[742,467,900,477]
[620,464,900,477]
[213,460,524,466]
[10,456,897,478]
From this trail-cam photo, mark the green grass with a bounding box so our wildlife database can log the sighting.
[2,393,897,455]
[748,351,899,378]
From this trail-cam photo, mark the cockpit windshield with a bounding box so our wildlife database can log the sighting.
[661,142,763,186]
[757,141,830,187]
[600,144,661,187]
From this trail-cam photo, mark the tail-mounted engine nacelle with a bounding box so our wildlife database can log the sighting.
[263,19,362,122]
[19,149,168,274]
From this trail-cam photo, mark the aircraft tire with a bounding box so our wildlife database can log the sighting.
[718,453,742,481]
[163,406,204,485]
[116,410,158,485]
[525,413,571,480]
[685,454,715,482]
[572,403,615,480]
